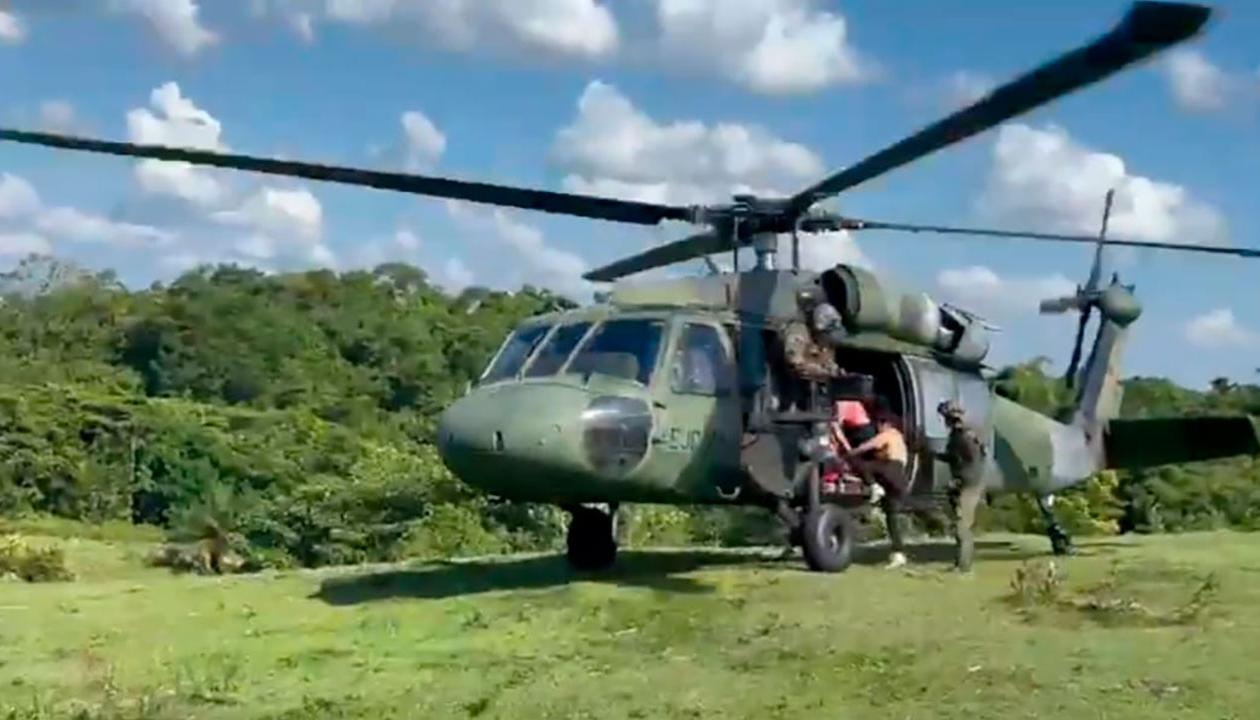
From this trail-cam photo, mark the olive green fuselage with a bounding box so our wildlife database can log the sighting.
[434,270,1079,509]
[435,266,1260,511]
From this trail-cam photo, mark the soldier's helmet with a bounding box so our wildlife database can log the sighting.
[811,302,842,334]
[937,399,964,421]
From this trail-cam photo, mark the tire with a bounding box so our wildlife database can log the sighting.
[566,507,618,571]
[801,505,856,573]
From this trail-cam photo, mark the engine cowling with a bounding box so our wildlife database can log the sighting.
[819,265,991,365]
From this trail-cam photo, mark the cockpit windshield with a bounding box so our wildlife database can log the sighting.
[480,323,552,384]
[525,322,592,377]
[566,318,665,386]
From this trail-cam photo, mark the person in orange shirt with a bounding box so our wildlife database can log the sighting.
[846,413,910,568]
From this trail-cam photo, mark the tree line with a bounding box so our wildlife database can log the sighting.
[1,255,1256,570]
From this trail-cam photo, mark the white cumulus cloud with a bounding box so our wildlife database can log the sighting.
[108,0,217,56]
[401,111,446,171]
[212,186,322,242]
[446,200,591,299]
[278,0,618,60]
[978,123,1227,246]
[346,227,425,270]
[442,257,476,293]
[551,80,869,276]
[1161,48,1260,113]
[0,174,41,219]
[0,172,174,251]
[943,70,994,108]
[38,100,77,132]
[0,11,26,44]
[287,10,315,42]
[211,186,329,265]
[127,82,224,150]
[126,82,230,208]
[788,230,870,271]
[1185,308,1256,349]
[113,81,342,274]
[0,232,52,257]
[34,207,172,246]
[1164,49,1229,112]
[653,0,870,95]
[553,80,824,205]
[937,265,1076,319]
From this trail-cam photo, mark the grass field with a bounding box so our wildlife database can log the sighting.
[3,530,1260,719]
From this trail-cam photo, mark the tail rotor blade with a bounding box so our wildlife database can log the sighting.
[1064,308,1091,389]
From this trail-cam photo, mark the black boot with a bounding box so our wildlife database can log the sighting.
[1037,495,1075,556]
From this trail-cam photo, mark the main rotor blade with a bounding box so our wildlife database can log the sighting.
[838,218,1260,259]
[786,2,1211,217]
[583,231,728,282]
[0,128,694,227]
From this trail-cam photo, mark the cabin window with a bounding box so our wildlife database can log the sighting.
[913,361,956,440]
[567,318,665,386]
[670,323,735,396]
[480,323,552,384]
[524,321,592,377]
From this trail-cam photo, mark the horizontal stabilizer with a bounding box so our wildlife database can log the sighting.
[1104,415,1260,470]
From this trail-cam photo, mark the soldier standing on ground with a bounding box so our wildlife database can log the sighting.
[938,400,987,573]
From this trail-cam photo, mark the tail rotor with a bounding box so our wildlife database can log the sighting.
[1038,189,1116,389]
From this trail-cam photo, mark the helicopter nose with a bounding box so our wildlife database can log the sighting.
[436,382,655,503]
[435,383,582,496]
[435,392,496,477]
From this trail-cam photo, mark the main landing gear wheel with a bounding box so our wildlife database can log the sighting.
[801,505,856,573]
[565,505,618,571]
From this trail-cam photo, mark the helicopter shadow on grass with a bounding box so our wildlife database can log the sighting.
[311,537,1101,606]
[311,548,783,606]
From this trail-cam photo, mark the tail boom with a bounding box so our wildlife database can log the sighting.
[1103,414,1260,470]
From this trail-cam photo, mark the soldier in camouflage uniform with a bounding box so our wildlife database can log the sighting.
[782,287,840,384]
[938,400,987,572]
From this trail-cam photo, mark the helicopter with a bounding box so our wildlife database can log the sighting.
[3,1,1259,574]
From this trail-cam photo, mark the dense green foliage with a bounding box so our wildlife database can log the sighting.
[1,255,1256,570]
[982,357,1260,535]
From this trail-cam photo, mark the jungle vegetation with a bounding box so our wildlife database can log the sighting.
[2,254,1257,571]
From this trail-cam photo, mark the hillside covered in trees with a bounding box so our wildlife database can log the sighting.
[2,255,1258,570]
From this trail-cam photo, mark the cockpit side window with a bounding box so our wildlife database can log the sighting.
[524,321,592,378]
[479,324,552,384]
[566,318,665,386]
[670,323,735,396]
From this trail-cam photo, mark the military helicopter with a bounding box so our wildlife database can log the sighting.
[4,2,1259,573]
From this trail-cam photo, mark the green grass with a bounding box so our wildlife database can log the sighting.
[3,530,1260,719]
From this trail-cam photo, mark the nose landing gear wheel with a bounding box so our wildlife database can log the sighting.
[801,505,856,573]
[566,505,618,571]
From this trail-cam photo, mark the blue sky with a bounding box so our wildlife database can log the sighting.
[1,0,1257,390]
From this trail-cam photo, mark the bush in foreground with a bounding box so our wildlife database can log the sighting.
[0,533,74,582]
